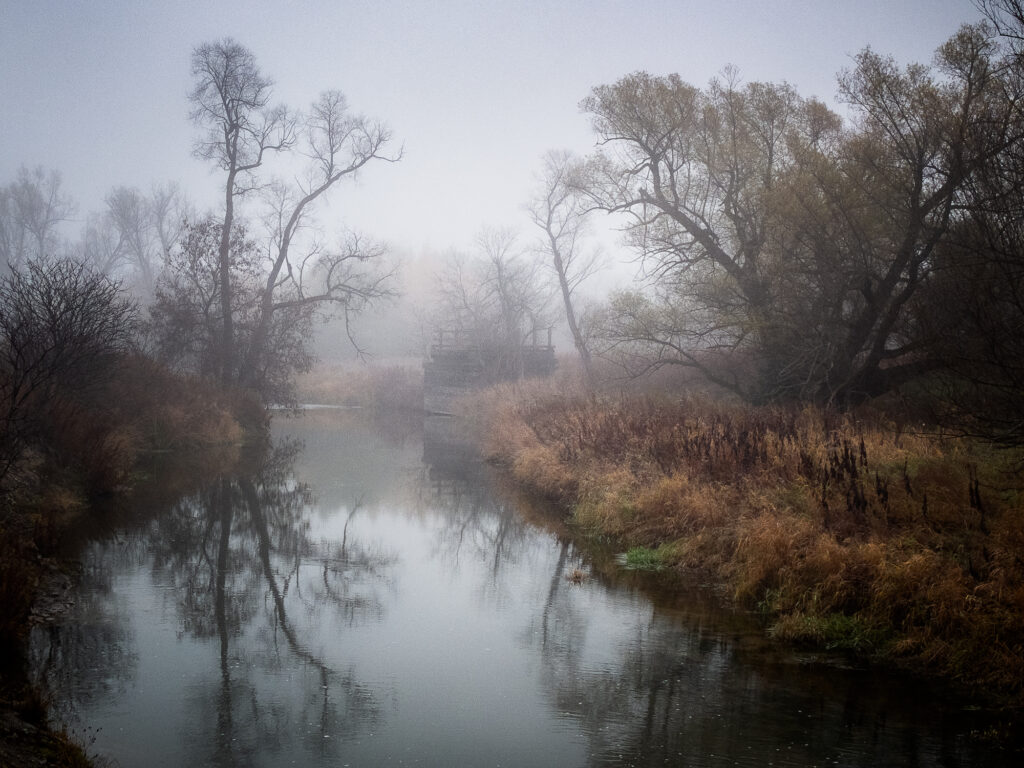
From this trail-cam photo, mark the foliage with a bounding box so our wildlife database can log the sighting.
[769,612,890,654]
[623,545,667,571]
[581,24,1024,423]
[915,217,1024,446]
[0,252,253,501]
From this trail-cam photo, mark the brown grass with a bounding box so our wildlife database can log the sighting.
[477,379,1024,704]
[0,354,250,651]
[295,362,423,413]
[108,354,248,451]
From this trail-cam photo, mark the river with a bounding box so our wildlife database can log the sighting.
[29,409,1016,767]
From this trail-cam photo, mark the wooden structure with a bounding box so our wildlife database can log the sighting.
[423,329,556,415]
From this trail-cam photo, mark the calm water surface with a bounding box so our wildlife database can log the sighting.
[30,410,1016,767]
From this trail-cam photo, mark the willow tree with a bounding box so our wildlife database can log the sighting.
[581,70,839,399]
[585,24,1024,406]
[804,24,1024,404]
[916,3,1024,443]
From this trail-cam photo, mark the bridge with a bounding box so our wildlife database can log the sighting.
[423,329,557,415]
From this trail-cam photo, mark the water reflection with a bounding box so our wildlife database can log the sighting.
[33,432,392,767]
[29,411,1017,767]
[421,416,1013,767]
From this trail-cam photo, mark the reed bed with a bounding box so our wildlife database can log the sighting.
[476,378,1024,704]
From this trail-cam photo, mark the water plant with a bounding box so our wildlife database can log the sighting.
[623,546,666,571]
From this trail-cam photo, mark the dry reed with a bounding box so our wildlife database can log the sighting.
[478,379,1024,704]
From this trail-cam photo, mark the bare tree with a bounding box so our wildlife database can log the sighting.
[238,89,399,384]
[528,150,602,377]
[151,183,190,257]
[188,40,397,399]
[149,216,238,380]
[70,183,191,305]
[102,183,192,295]
[0,257,137,484]
[103,186,159,295]
[0,166,76,273]
[977,0,1024,51]
[149,215,317,405]
[433,228,553,380]
[190,38,294,386]
[79,211,128,277]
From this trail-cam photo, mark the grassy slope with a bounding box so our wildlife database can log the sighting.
[473,377,1024,706]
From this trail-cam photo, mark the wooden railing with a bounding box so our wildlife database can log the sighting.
[431,327,553,351]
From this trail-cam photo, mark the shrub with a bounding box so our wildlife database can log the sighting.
[0,257,137,487]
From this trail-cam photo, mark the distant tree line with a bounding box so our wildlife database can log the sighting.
[4,4,1024,449]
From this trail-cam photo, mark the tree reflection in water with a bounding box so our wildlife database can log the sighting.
[420,418,1009,768]
[30,544,138,726]
[32,436,394,767]
[28,413,1014,768]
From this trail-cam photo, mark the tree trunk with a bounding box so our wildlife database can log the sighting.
[551,246,592,378]
[219,170,236,387]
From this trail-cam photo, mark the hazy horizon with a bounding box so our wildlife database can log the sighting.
[3,0,975,262]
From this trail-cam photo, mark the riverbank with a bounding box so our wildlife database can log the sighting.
[472,378,1024,713]
[0,357,260,766]
[0,558,95,767]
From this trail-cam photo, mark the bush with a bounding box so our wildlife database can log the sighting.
[0,257,137,487]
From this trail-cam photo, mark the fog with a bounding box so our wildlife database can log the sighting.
[0,1,978,364]
[6,8,1024,763]
[5,1,968,247]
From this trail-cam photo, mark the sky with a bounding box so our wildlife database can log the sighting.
[1,0,981,268]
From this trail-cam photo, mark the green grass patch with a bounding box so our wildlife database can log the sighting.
[770,612,891,654]
[623,545,668,571]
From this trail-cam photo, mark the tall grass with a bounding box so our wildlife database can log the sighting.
[295,362,423,413]
[479,379,1024,704]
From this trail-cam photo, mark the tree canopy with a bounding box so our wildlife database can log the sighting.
[582,22,1024,426]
